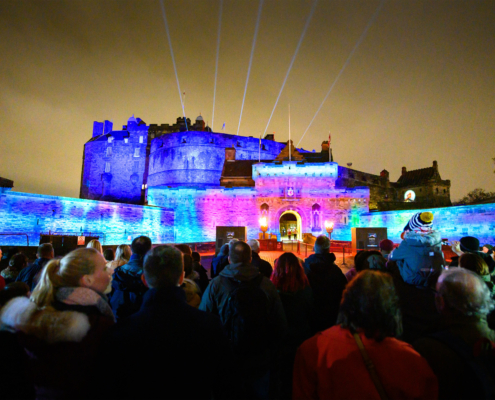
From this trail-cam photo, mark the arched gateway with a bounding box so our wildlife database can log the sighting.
[279,210,302,241]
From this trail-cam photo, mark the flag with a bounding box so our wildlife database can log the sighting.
[222,122,226,130]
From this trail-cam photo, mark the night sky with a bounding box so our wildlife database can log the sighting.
[1,0,494,201]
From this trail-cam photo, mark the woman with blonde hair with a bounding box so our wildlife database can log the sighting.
[107,244,132,270]
[0,247,114,399]
[86,239,103,254]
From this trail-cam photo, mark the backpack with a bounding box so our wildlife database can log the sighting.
[429,330,495,400]
[223,274,271,356]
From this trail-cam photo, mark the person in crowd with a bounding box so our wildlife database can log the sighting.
[414,268,495,400]
[110,236,151,320]
[103,245,236,399]
[345,250,368,282]
[16,243,55,291]
[248,239,273,278]
[0,247,17,271]
[0,247,114,399]
[1,253,28,284]
[363,253,388,271]
[450,236,495,272]
[459,252,494,294]
[293,270,438,400]
[0,281,30,308]
[211,243,230,278]
[271,252,313,400]
[176,244,209,293]
[86,239,103,254]
[482,244,494,256]
[103,248,115,263]
[200,240,287,399]
[304,235,347,331]
[192,251,202,265]
[390,211,445,287]
[106,244,131,271]
[379,238,395,259]
[0,276,5,291]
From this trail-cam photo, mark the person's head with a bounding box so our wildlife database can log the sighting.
[364,254,388,271]
[115,244,132,262]
[247,239,260,254]
[131,236,152,257]
[459,236,480,253]
[87,239,103,254]
[103,248,115,262]
[272,252,309,293]
[337,270,402,342]
[219,244,229,256]
[175,244,192,256]
[354,250,370,272]
[229,240,252,264]
[314,235,331,254]
[8,253,28,271]
[379,239,394,256]
[31,248,111,308]
[0,282,30,307]
[0,247,3,260]
[459,253,489,276]
[191,251,201,263]
[183,254,193,278]
[482,244,493,255]
[143,245,184,288]
[37,243,54,260]
[402,212,434,239]
[435,268,494,318]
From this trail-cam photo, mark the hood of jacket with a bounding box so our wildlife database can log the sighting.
[402,230,442,252]
[305,253,337,273]
[112,266,146,293]
[0,297,90,344]
[218,262,260,282]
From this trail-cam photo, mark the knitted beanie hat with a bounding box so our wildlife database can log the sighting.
[403,211,434,232]
[379,239,394,252]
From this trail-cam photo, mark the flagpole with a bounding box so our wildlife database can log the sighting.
[289,103,291,162]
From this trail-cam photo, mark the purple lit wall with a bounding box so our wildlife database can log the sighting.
[0,190,174,246]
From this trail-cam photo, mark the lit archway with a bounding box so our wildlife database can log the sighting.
[279,210,302,241]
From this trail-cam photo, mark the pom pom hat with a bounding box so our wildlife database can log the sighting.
[403,212,434,233]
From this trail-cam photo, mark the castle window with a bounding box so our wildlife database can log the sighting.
[106,147,112,157]
[124,138,129,144]
[134,148,140,157]
[139,136,144,144]
[105,162,111,173]
[107,136,114,143]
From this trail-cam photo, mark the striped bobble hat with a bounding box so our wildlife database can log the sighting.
[403,211,434,232]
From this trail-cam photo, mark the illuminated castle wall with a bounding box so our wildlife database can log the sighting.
[0,189,174,246]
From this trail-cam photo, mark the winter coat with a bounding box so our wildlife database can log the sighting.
[109,254,148,321]
[390,230,445,287]
[304,252,347,332]
[102,286,236,400]
[0,267,19,284]
[199,262,287,375]
[210,254,229,278]
[0,290,114,400]
[414,315,495,400]
[293,325,438,400]
[193,260,210,293]
[251,251,273,278]
[16,257,51,291]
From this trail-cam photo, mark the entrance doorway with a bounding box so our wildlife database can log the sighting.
[279,211,302,241]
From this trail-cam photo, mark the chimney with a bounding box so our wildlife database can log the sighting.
[380,169,389,181]
[321,141,329,152]
[225,147,236,161]
[93,121,104,137]
[401,166,407,175]
[433,160,438,170]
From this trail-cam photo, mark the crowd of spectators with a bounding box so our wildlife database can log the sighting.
[0,211,495,399]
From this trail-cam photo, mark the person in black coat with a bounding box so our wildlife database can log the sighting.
[304,235,347,332]
[15,243,54,291]
[210,243,230,278]
[109,236,151,320]
[102,245,236,400]
[248,239,273,278]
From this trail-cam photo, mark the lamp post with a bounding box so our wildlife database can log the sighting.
[259,216,268,240]
[324,220,334,242]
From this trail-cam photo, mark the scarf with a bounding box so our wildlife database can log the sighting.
[56,287,115,321]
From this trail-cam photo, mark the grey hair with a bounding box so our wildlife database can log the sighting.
[438,268,495,317]
[314,235,331,254]
[247,239,260,253]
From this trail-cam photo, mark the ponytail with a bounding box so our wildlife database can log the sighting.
[30,248,99,308]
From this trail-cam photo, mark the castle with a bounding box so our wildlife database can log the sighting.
[79,115,452,243]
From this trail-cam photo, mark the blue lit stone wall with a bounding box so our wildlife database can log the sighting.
[0,190,174,246]
[80,119,149,204]
[355,203,495,243]
[148,131,286,187]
